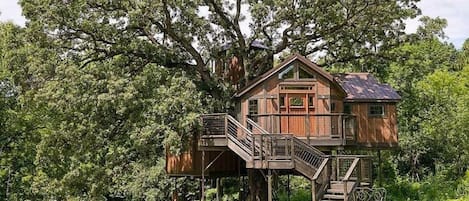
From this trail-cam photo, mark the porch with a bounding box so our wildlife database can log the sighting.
[247,113,357,147]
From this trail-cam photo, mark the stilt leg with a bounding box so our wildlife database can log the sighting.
[201,150,205,201]
[268,170,273,201]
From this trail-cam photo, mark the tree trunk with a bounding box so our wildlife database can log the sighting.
[248,169,268,201]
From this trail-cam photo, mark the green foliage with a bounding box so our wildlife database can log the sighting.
[387,37,459,179]
[277,176,312,201]
[278,188,311,201]
[30,59,205,199]
[1,0,469,200]
[19,0,420,86]
[0,22,48,200]
[386,171,469,201]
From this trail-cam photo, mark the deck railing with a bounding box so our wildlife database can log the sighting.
[311,158,331,201]
[331,155,373,200]
[201,114,373,201]
[248,113,357,144]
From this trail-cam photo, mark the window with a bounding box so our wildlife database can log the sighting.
[279,65,295,79]
[308,95,314,108]
[280,85,314,90]
[330,102,336,112]
[248,100,258,121]
[369,104,385,116]
[299,67,315,79]
[279,95,285,107]
[289,97,304,107]
[278,63,315,80]
[344,104,352,114]
[283,68,295,79]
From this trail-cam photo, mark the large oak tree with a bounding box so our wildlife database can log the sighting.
[20,0,420,95]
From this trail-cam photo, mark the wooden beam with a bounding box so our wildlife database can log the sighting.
[268,170,273,201]
[204,151,226,172]
[201,150,205,201]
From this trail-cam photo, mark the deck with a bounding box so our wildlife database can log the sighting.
[197,113,373,201]
[202,113,358,148]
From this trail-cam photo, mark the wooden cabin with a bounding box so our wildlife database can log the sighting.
[234,54,400,148]
[167,53,400,201]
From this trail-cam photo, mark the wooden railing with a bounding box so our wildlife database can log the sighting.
[200,114,372,201]
[225,115,262,160]
[331,155,373,201]
[311,158,331,201]
[292,137,327,169]
[248,113,357,144]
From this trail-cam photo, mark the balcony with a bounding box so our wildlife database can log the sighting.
[248,113,357,147]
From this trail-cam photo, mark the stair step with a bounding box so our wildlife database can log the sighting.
[323,193,345,200]
[326,188,345,194]
[330,181,355,188]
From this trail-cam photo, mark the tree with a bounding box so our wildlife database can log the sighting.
[28,58,206,200]
[457,39,469,69]
[386,17,458,180]
[0,22,48,200]
[20,0,420,90]
[14,0,433,199]
[416,66,469,177]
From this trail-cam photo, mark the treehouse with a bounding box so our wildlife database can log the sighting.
[167,54,400,201]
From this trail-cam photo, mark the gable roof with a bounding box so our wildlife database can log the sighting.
[334,73,401,102]
[235,53,334,97]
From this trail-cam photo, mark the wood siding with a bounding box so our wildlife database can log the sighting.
[239,61,346,139]
[350,103,398,147]
[166,137,243,176]
[237,60,398,148]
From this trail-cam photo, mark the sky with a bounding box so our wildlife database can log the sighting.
[0,0,468,48]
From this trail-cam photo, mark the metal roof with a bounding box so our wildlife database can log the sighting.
[335,73,401,101]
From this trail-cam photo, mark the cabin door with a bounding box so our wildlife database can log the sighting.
[279,93,315,137]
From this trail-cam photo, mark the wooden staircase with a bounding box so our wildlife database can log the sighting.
[200,114,373,201]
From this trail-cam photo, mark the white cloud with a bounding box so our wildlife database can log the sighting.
[1,0,468,48]
[0,1,25,26]
[406,0,469,48]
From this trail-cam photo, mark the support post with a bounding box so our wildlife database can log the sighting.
[201,150,205,201]
[172,178,177,201]
[248,169,268,201]
[216,178,222,201]
[312,180,317,201]
[268,170,273,201]
[378,150,382,187]
[287,174,291,201]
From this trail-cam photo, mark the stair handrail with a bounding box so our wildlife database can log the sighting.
[311,158,331,201]
[292,138,326,169]
[342,157,361,201]
[246,116,327,170]
[225,115,260,158]
[246,118,269,134]
[312,158,330,180]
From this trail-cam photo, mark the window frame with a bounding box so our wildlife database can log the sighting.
[344,103,352,114]
[248,99,259,122]
[368,104,385,117]
[289,96,305,108]
[308,95,315,108]
[279,63,316,80]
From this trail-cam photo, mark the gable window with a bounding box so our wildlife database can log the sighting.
[248,99,259,122]
[299,67,315,79]
[278,63,315,80]
[369,104,385,117]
